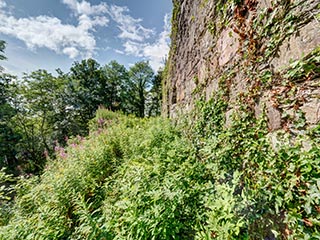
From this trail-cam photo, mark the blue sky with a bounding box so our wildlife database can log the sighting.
[0,0,172,76]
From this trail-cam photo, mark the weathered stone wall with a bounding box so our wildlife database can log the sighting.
[163,0,320,131]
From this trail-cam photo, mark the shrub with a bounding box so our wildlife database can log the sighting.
[1,106,319,239]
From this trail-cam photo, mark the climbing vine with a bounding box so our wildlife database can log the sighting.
[173,0,320,238]
[186,91,320,239]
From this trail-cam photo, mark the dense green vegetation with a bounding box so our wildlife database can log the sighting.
[1,102,319,239]
[0,44,162,174]
[0,0,320,235]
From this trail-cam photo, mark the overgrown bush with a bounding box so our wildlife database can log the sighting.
[0,106,319,239]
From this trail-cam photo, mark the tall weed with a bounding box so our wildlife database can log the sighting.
[1,106,319,239]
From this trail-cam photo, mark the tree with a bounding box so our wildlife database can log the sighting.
[128,61,154,117]
[0,41,20,169]
[68,59,106,130]
[0,40,6,61]
[147,69,163,116]
[9,70,65,172]
[0,41,8,106]
[102,60,129,112]
[50,69,82,142]
[0,74,20,168]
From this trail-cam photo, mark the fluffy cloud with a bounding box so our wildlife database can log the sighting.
[121,14,171,71]
[0,0,6,8]
[142,14,170,70]
[123,41,144,57]
[114,49,125,55]
[0,0,170,68]
[62,0,108,16]
[0,0,109,58]
[62,47,79,58]
[108,5,154,42]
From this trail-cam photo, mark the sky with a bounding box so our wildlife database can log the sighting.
[0,0,172,76]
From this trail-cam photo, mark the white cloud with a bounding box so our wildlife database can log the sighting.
[108,5,154,42]
[142,14,171,70]
[0,0,6,8]
[123,41,145,57]
[115,49,125,55]
[0,0,109,59]
[77,14,108,30]
[0,0,170,69]
[63,47,79,58]
[0,14,96,58]
[122,14,171,71]
[62,0,108,16]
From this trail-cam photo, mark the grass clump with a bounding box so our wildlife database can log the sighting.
[0,104,319,239]
[0,111,207,239]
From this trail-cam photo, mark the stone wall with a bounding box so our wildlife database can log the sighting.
[163,0,320,131]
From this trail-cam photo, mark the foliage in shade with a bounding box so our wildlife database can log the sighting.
[128,61,154,118]
[0,40,162,173]
[0,41,6,61]
[0,106,319,239]
[0,48,20,169]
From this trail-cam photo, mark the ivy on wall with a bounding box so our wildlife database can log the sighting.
[163,0,320,238]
